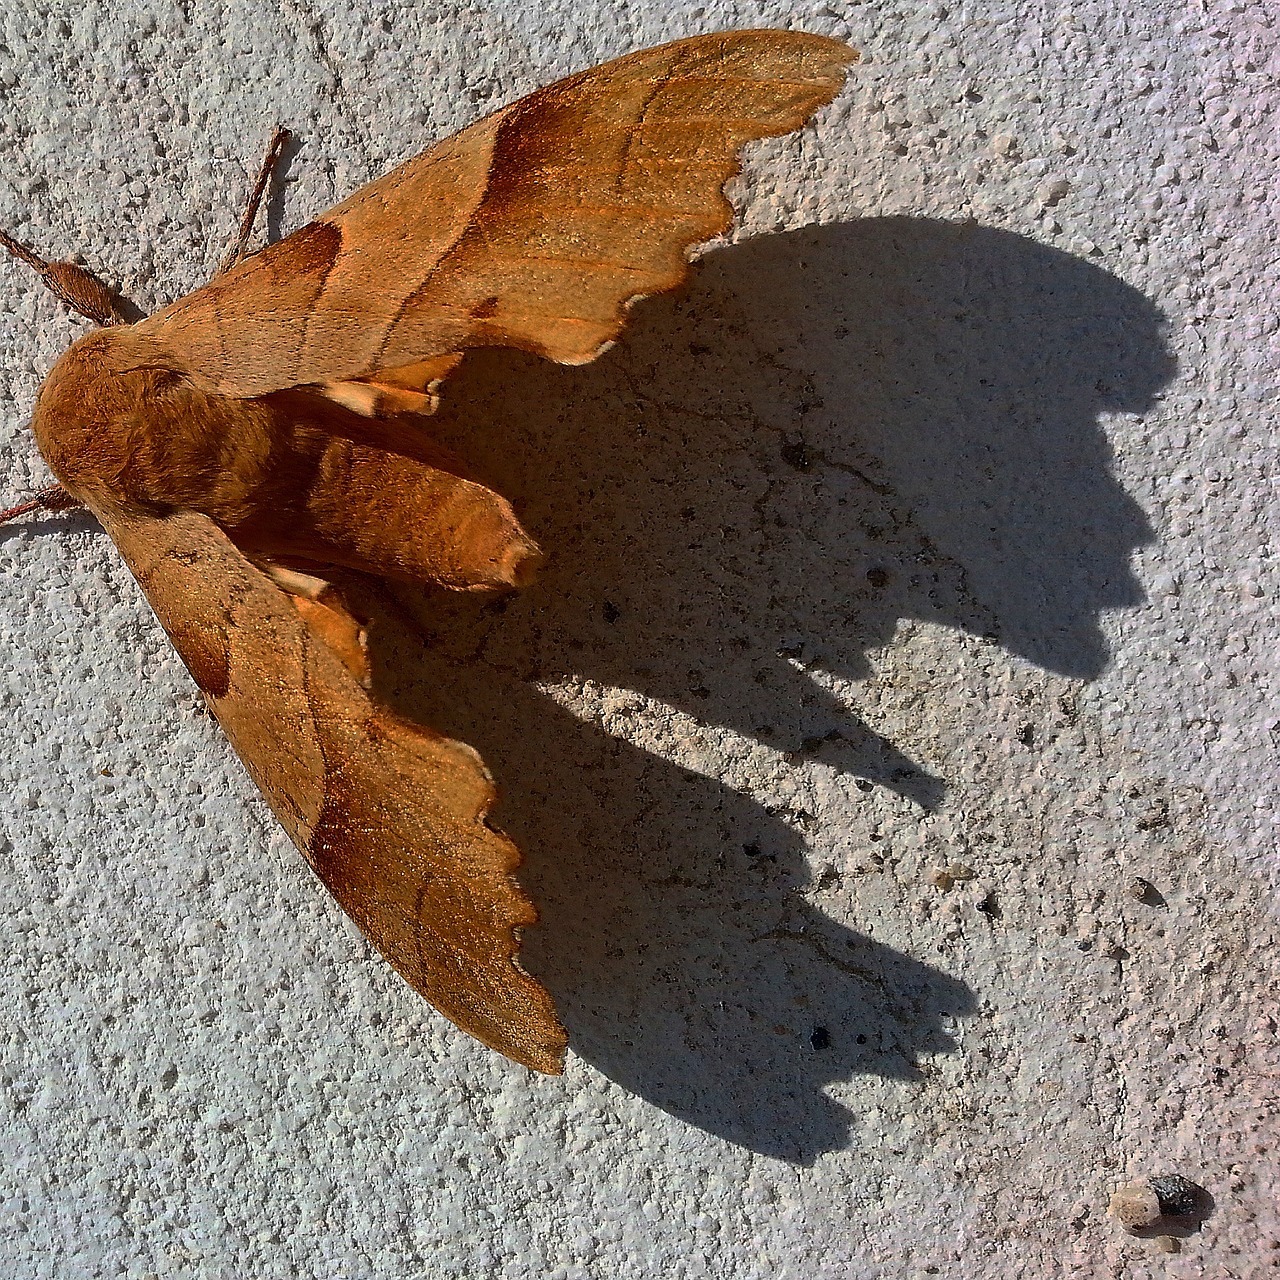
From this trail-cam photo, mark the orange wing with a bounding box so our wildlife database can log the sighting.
[99,504,566,1073]
[135,30,855,402]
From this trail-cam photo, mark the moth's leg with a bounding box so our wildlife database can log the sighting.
[0,230,127,326]
[218,126,291,275]
[0,482,84,526]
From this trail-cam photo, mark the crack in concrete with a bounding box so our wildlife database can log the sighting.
[282,0,374,171]
[756,926,888,991]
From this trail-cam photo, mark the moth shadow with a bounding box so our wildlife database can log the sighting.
[0,506,101,542]
[264,131,308,246]
[369,599,973,1164]
[368,217,1173,1161]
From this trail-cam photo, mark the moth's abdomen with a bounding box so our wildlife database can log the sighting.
[231,430,542,591]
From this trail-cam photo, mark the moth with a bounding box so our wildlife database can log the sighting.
[3,31,854,1072]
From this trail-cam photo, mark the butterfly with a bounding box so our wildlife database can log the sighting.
[3,30,854,1072]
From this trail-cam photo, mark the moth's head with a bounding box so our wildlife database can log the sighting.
[29,327,156,507]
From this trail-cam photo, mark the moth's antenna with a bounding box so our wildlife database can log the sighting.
[0,229,127,326]
[0,483,81,527]
[219,125,292,275]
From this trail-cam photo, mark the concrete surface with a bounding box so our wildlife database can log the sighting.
[0,1,1276,1277]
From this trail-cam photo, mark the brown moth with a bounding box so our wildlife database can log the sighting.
[4,31,855,1073]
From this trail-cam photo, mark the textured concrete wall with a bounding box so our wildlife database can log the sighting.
[0,2,1275,1277]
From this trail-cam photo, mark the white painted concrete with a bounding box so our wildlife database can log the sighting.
[0,2,1274,1276]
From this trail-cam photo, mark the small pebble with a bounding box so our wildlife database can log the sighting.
[1109,1181,1162,1229]
[1038,176,1071,206]
[1150,1174,1198,1217]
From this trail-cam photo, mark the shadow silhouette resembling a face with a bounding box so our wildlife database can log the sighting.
[370,218,1173,1161]
[732,218,1171,681]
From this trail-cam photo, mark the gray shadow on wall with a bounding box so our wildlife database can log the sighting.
[366,218,1172,1162]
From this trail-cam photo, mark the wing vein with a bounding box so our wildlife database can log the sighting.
[614,48,689,194]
